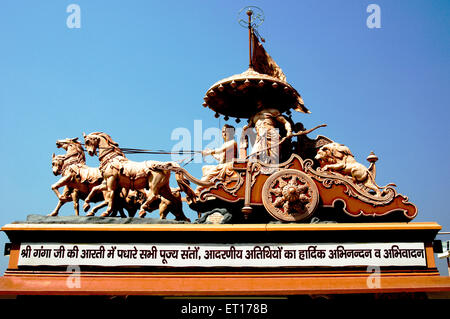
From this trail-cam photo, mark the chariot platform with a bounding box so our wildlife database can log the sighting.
[1,218,449,298]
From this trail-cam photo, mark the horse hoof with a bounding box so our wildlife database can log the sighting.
[86,211,95,217]
[138,211,146,218]
[48,212,57,217]
[83,203,90,212]
[100,212,109,217]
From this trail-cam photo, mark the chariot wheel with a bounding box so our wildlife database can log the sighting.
[262,169,319,222]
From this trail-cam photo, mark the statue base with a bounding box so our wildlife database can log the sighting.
[1,218,449,297]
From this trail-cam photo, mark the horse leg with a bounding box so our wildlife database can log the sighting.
[71,189,80,216]
[140,170,173,218]
[100,191,115,217]
[83,183,105,212]
[48,186,72,216]
[113,190,127,218]
[100,177,117,217]
[118,207,127,218]
[159,185,190,222]
[138,190,159,218]
[118,188,129,218]
[49,197,71,216]
[51,176,71,201]
[109,209,118,217]
[87,201,108,216]
[87,185,110,216]
[123,189,141,217]
[159,199,170,219]
[127,207,138,218]
[49,200,64,217]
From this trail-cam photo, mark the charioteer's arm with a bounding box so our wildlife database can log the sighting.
[202,141,234,162]
[275,115,293,137]
[202,146,223,158]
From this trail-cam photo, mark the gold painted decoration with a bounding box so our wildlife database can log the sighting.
[262,169,319,222]
[45,9,418,224]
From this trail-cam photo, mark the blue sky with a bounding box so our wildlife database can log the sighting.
[0,1,449,274]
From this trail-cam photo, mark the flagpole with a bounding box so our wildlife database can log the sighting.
[247,9,253,70]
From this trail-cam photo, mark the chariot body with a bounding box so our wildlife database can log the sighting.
[173,10,417,223]
[176,109,417,223]
[51,10,417,223]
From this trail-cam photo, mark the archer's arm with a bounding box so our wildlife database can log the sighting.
[275,115,293,137]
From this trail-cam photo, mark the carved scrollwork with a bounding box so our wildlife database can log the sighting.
[221,171,246,196]
[197,170,245,202]
[303,159,396,206]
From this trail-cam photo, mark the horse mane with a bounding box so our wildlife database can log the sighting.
[66,140,86,164]
[53,154,66,161]
[91,132,120,147]
[90,132,125,157]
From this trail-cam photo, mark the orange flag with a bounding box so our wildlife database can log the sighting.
[251,32,287,82]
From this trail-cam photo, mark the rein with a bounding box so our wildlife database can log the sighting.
[80,144,202,156]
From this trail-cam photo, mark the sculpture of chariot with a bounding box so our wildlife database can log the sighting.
[49,8,417,223]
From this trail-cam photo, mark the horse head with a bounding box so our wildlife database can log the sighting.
[83,132,100,157]
[52,153,66,176]
[83,132,124,159]
[56,137,86,163]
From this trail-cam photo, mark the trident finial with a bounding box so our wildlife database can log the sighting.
[247,9,253,69]
[238,6,265,29]
[238,6,265,69]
